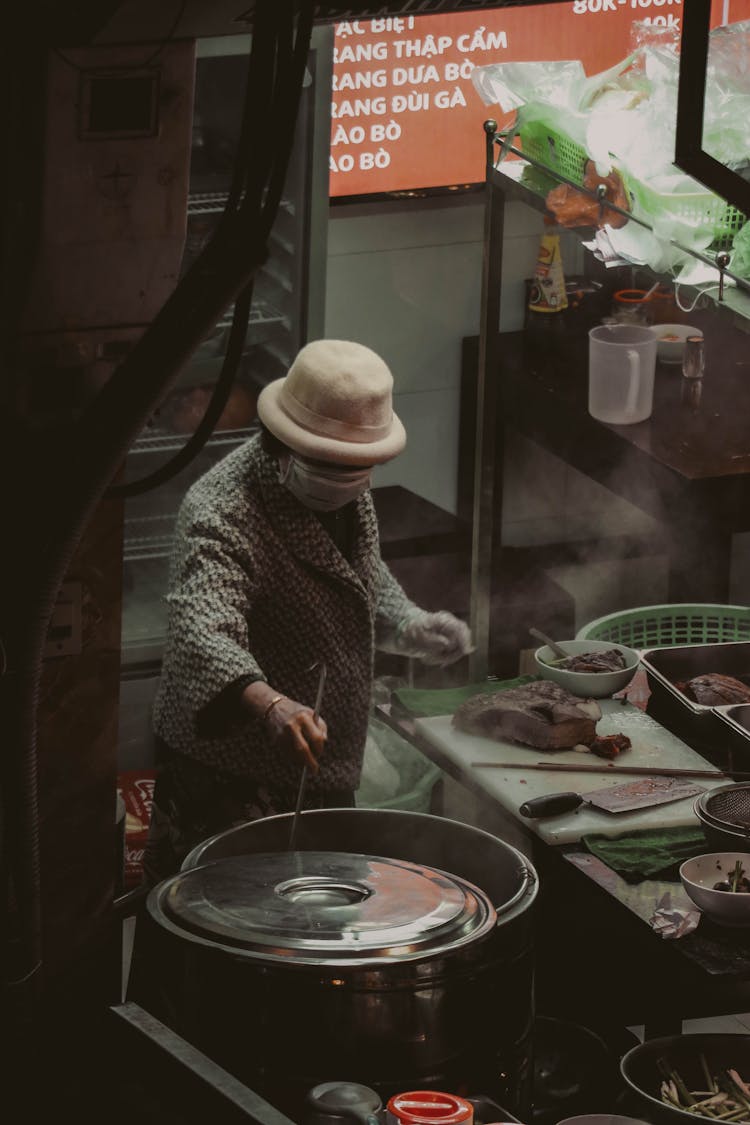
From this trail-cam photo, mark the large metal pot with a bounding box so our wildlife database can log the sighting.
[146,809,538,1118]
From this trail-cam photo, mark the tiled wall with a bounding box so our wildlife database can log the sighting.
[325,194,673,630]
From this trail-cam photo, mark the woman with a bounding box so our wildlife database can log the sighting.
[144,338,472,882]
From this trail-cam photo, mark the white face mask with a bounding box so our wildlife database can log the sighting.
[279,454,373,512]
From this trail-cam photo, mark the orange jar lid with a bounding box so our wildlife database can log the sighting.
[387,1092,473,1125]
[613,288,650,304]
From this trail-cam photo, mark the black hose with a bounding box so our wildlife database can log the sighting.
[232,0,281,220]
[0,36,53,1014]
[105,0,308,498]
[107,278,256,497]
[259,3,313,234]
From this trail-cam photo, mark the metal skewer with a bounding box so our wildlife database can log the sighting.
[288,661,327,851]
[470,760,743,780]
[529,627,570,662]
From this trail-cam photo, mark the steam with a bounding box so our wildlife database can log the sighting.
[533,449,670,633]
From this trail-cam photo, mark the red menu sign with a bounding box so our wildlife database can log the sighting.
[330,0,750,198]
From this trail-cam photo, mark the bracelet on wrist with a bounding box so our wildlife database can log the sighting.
[262,694,285,722]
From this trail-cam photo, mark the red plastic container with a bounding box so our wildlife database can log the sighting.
[386,1092,474,1125]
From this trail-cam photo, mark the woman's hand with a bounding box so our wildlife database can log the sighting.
[397,610,475,667]
[264,696,327,773]
[241,682,326,772]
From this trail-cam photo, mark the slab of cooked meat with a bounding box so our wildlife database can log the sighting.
[452,680,602,750]
[589,733,632,760]
[680,673,750,706]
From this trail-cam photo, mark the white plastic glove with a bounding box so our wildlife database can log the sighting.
[397,610,474,667]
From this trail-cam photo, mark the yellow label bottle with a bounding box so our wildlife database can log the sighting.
[528,223,568,315]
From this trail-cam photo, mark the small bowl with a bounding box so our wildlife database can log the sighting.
[651,323,702,364]
[679,851,750,926]
[533,639,640,699]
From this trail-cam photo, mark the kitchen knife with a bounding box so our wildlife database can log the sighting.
[519,775,704,819]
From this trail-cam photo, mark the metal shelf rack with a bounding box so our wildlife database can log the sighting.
[468,121,750,680]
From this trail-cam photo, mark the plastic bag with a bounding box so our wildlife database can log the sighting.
[356,718,442,812]
[471,60,591,156]
[471,58,585,116]
[356,727,402,805]
[471,26,750,275]
[731,220,750,279]
[604,222,695,276]
[473,22,750,180]
[704,21,750,171]
[580,46,681,182]
[629,18,681,54]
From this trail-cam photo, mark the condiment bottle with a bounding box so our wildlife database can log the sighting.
[681,373,703,411]
[682,335,705,380]
[611,289,653,326]
[386,1091,474,1125]
[525,218,568,355]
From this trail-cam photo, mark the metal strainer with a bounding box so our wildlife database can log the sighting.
[696,783,750,836]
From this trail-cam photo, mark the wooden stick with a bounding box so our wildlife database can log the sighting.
[470,760,745,780]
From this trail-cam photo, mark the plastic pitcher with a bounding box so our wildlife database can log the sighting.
[588,323,657,425]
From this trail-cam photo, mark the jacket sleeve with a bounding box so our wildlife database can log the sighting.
[161,503,266,732]
[373,555,430,655]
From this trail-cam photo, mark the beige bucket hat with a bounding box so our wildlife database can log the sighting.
[257,339,406,465]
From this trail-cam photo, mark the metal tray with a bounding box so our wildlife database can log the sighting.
[714,704,750,768]
[641,642,750,768]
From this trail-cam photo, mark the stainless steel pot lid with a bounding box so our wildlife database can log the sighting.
[152,851,496,962]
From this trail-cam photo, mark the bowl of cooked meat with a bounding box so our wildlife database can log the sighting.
[680,852,750,926]
[534,639,640,699]
[621,1033,750,1125]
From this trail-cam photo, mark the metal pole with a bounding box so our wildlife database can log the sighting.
[469,121,505,682]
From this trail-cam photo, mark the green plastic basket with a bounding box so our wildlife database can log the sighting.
[576,604,750,649]
[520,119,589,185]
[626,176,745,251]
[519,120,746,251]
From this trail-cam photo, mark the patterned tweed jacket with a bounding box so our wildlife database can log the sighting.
[152,434,420,795]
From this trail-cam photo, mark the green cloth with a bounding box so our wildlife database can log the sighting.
[581,825,709,881]
[391,675,537,719]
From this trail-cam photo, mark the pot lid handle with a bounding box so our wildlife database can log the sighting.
[306,1082,382,1121]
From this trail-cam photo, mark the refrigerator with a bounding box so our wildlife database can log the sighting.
[118,30,332,779]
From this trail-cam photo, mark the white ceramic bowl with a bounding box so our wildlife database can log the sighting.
[533,639,640,699]
[652,323,702,364]
[558,1117,650,1125]
[680,852,750,926]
